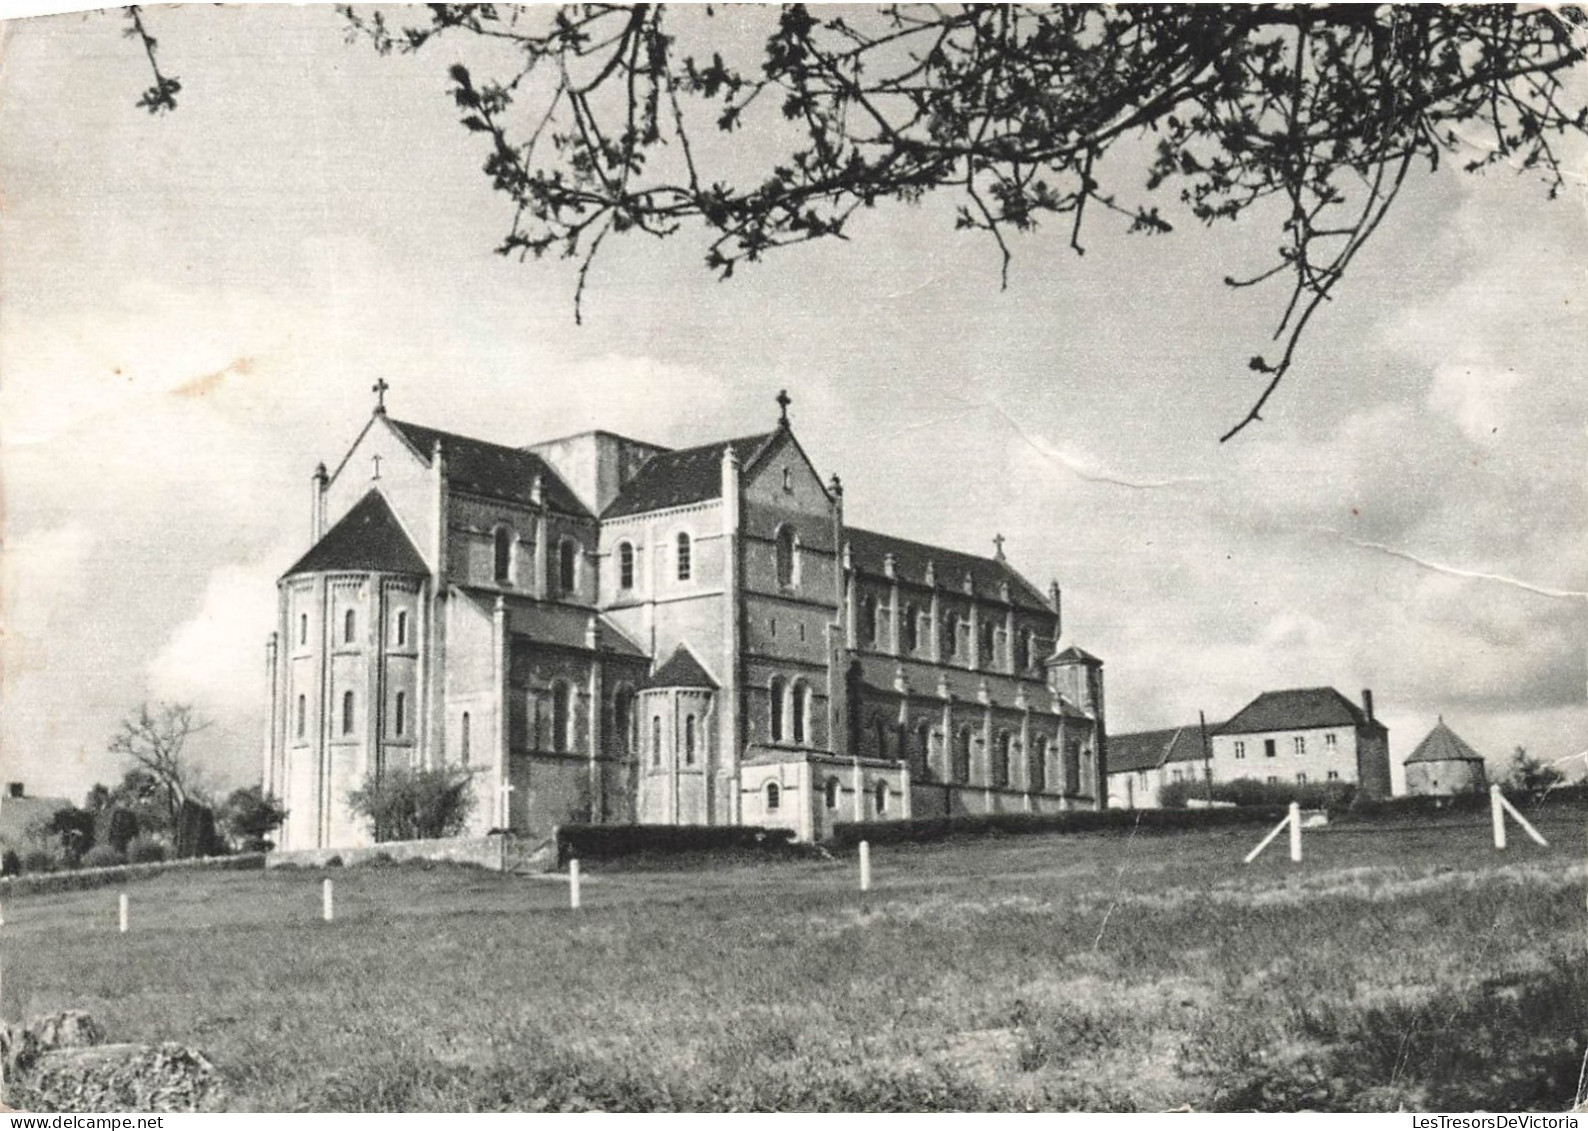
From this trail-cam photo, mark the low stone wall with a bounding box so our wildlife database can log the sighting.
[267,835,507,870]
[0,853,265,897]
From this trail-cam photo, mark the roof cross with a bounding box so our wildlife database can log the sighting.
[776,388,791,426]
[372,377,390,414]
[993,533,1006,560]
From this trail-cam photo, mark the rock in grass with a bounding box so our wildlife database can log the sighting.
[18,1042,225,1113]
[2,1011,106,1076]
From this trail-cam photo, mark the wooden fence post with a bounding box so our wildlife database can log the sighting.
[322,878,334,922]
[1288,802,1302,863]
[1491,784,1507,850]
[118,892,129,934]
[859,840,872,892]
[569,859,582,910]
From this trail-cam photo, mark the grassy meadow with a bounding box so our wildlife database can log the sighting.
[2,813,1584,1112]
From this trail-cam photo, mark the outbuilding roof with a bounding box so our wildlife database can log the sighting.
[388,419,590,516]
[1404,720,1485,765]
[1107,725,1210,773]
[644,645,718,689]
[283,489,429,578]
[1216,687,1372,736]
[603,432,778,518]
[845,527,1053,613]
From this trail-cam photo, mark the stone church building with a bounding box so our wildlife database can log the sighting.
[263,389,1106,849]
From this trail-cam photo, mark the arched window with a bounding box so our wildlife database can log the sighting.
[618,542,635,590]
[494,525,513,584]
[766,781,781,811]
[874,779,888,814]
[943,611,960,658]
[769,677,786,742]
[295,694,306,739]
[298,613,308,646]
[461,711,471,766]
[1030,735,1048,793]
[341,690,355,736]
[775,525,799,589]
[993,732,1012,788]
[395,610,408,648]
[792,682,809,745]
[558,539,578,594]
[872,717,888,760]
[614,688,635,756]
[979,620,997,667]
[675,531,692,581]
[1016,628,1033,672]
[913,721,932,781]
[901,605,918,653]
[651,715,662,767]
[394,691,406,737]
[859,595,878,646]
[343,608,357,645]
[684,715,697,765]
[824,776,841,810]
[953,725,972,783]
[782,466,793,492]
[552,682,572,753]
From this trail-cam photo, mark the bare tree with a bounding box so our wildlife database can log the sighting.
[124,5,1588,437]
[107,702,211,831]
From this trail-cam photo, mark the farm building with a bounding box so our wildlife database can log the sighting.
[1206,687,1392,799]
[1402,719,1488,796]
[0,782,72,852]
[1109,686,1393,807]
[263,389,1107,849]
[1106,725,1211,809]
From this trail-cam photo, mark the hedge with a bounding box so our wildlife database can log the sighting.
[555,824,796,864]
[1341,781,1588,822]
[0,852,266,897]
[829,805,1290,848]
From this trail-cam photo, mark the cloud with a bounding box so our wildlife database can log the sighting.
[1,523,95,672]
[146,554,285,716]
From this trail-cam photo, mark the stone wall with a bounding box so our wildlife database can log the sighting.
[266,831,560,872]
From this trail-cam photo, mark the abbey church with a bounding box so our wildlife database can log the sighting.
[264,389,1107,849]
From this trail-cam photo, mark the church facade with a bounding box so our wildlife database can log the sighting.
[263,391,1107,849]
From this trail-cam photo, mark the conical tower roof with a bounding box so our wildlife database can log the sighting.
[1404,719,1485,765]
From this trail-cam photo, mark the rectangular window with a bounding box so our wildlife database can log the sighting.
[1325,733,1338,751]
[1327,770,1340,781]
[295,694,306,739]
[1266,775,1278,785]
[1293,736,1306,755]
[1264,739,1277,758]
[1171,768,1184,783]
[1234,740,1246,759]
[1296,771,1307,784]
[394,691,406,737]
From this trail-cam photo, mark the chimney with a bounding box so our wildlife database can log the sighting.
[1361,688,1375,723]
[6,782,22,799]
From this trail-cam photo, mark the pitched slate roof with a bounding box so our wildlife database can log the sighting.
[284,490,428,578]
[387,419,589,517]
[1405,720,1485,765]
[1216,687,1371,736]
[845,527,1053,613]
[460,589,648,658]
[1052,644,1102,665]
[603,432,778,518]
[644,645,718,689]
[1107,726,1210,773]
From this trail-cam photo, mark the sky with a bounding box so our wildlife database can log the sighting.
[1,5,1584,805]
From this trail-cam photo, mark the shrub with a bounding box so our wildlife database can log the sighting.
[82,845,126,869]
[127,837,168,864]
[347,767,475,843]
[0,848,19,876]
[96,807,140,855]
[829,805,1288,848]
[220,786,288,852]
[22,849,59,874]
[556,824,797,864]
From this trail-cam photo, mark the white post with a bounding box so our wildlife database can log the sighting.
[0,897,5,928]
[859,840,872,892]
[322,878,334,922]
[569,859,582,910]
[1288,802,1302,863]
[1497,792,1550,847]
[1491,784,1507,850]
[118,892,129,934]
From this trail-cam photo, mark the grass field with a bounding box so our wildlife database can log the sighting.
[2,814,1584,1112]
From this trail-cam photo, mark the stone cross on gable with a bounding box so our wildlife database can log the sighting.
[372,377,390,414]
[993,533,1006,560]
[776,388,791,426]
